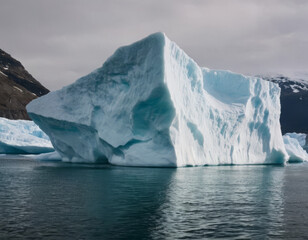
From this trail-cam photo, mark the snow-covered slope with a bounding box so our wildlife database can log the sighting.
[260,73,308,134]
[0,117,54,154]
[283,133,308,162]
[27,33,288,166]
[261,72,308,92]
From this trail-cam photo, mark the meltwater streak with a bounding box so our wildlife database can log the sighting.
[0,158,308,239]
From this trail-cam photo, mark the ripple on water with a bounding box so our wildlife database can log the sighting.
[0,158,308,239]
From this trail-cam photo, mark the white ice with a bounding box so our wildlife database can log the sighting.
[27,33,288,166]
[0,117,54,154]
[284,132,307,148]
[283,133,308,162]
[27,151,62,161]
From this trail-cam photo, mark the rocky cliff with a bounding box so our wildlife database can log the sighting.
[0,49,49,120]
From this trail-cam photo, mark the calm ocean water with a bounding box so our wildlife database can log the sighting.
[0,157,308,239]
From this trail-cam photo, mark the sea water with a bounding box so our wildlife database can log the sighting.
[0,157,307,239]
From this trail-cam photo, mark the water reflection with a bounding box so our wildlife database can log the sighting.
[282,163,308,239]
[81,166,176,239]
[1,160,176,239]
[152,166,285,239]
[1,159,308,239]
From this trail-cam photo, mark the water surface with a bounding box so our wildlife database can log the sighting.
[0,158,307,239]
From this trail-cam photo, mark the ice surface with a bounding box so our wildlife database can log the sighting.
[0,117,54,154]
[27,33,288,166]
[283,133,308,162]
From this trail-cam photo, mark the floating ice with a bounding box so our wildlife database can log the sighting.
[283,133,308,162]
[27,33,288,166]
[28,151,62,161]
[284,132,307,147]
[0,117,54,154]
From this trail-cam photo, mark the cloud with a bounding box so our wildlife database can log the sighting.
[0,0,307,90]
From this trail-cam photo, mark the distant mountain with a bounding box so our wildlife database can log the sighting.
[0,49,49,120]
[259,73,308,134]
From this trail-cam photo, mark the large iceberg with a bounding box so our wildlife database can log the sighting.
[0,117,54,154]
[283,133,308,162]
[27,33,288,166]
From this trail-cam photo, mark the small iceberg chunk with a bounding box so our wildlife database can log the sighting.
[0,117,54,154]
[283,133,308,163]
[30,151,62,161]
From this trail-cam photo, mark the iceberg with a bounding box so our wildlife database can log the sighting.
[27,33,288,166]
[0,117,54,154]
[283,133,308,162]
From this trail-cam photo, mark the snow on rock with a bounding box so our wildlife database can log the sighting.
[0,117,54,154]
[283,133,308,162]
[13,86,23,92]
[27,32,288,166]
[0,70,8,77]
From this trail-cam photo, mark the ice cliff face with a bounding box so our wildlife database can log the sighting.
[27,33,288,166]
[0,117,54,154]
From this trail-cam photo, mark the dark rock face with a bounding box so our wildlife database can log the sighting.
[261,74,308,134]
[0,49,49,120]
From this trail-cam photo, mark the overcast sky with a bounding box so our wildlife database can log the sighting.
[1,0,307,90]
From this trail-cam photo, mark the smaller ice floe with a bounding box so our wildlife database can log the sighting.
[0,117,54,154]
[284,133,307,148]
[28,151,62,161]
[283,133,308,163]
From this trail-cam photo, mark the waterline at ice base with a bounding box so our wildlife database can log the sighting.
[27,33,288,167]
